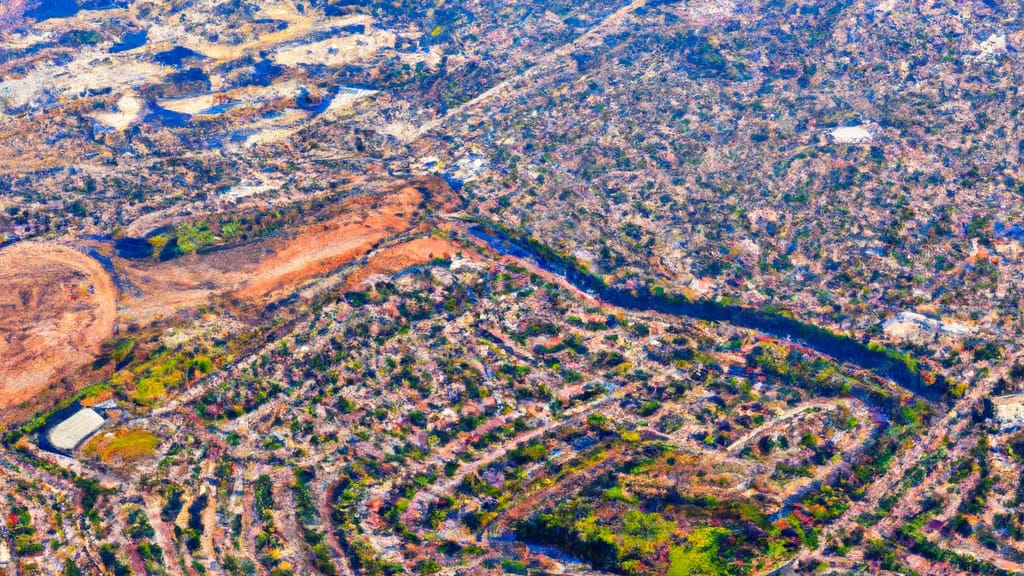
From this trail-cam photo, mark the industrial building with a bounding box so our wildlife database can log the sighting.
[46,407,106,451]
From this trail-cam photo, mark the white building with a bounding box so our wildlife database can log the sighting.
[47,408,106,451]
[828,126,873,144]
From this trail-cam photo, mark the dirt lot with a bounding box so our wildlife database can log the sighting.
[0,243,116,412]
[115,182,427,324]
[234,183,423,299]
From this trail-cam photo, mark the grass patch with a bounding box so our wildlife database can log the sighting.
[79,386,115,407]
[85,429,160,463]
[121,351,191,405]
[668,527,731,576]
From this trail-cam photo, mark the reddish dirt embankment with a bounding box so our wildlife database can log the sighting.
[0,243,116,411]
[344,236,464,290]
[113,182,429,325]
[234,182,423,298]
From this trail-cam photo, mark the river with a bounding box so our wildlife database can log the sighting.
[467,223,946,404]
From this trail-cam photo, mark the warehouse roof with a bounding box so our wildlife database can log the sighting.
[47,408,106,451]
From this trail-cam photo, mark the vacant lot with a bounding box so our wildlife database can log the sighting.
[0,243,116,412]
[234,183,423,298]
[114,182,428,322]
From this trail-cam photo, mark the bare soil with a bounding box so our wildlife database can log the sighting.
[234,184,422,299]
[344,236,464,290]
[115,183,425,322]
[0,243,117,412]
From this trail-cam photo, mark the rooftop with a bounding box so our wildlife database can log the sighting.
[828,126,873,144]
[47,408,106,451]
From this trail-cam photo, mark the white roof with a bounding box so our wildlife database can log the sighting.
[829,126,872,143]
[47,408,106,451]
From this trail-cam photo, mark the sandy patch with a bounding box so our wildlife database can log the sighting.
[0,54,168,111]
[237,108,311,147]
[116,181,432,320]
[322,87,378,119]
[154,13,372,63]
[243,124,302,147]
[92,93,144,130]
[271,28,396,67]
[158,81,302,115]
[220,182,279,202]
